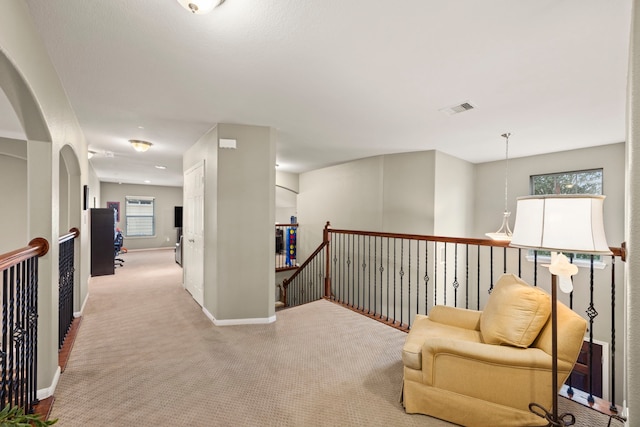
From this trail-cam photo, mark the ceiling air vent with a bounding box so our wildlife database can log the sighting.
[439,102,476,116]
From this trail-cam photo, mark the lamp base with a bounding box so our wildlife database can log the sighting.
[529,273,575,427]
[529,402,575,427]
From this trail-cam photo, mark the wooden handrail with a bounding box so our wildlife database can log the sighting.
[282,240,328,289]
[59,227,80,245]
[0,237,49,271]
[275,223,299,227]
[328,227,625,259]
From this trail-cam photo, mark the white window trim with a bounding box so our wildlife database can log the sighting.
[524,253,606,270]
[125,196,156,238]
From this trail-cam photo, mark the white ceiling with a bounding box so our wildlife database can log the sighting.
[0,0,632,187]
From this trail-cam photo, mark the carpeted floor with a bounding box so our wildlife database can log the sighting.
[50,249,623,426]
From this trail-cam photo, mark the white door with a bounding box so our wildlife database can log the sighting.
[183,161,205,306]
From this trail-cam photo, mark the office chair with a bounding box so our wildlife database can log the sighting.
[114,229,125,267]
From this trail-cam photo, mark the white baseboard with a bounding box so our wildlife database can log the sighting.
[125,247,175,252]
[74,293,89,318]
[202,307,276,326]
[37,366,60,400]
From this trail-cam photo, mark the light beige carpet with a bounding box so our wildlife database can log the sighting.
[50,250,623,427]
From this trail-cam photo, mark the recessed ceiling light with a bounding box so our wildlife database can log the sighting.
[144,180,151,184]
[138,126,144,129]
[155,165,167,170]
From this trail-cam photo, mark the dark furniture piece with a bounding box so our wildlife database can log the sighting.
[91,208,115,276]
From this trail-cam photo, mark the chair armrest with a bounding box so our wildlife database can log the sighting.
[429,305,481,331]
[420,337,575,409]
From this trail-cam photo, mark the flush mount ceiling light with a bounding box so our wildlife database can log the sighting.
[129,140,153,153]
[177,0,225,14]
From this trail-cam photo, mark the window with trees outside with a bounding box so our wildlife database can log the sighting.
[529,168,604,266]
[125,196,155,237]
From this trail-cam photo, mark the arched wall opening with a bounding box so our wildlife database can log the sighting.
[0,46,59,397]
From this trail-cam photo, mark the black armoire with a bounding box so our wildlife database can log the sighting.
[91,208,115,276]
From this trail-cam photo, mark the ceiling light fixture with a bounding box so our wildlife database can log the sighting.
[129,140,153,153]
[177,0,225,14]
[155,165,167,170]
[486,133,513,241]
[88,150,96,159]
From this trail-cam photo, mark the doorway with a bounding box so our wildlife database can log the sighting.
[183,161,205,306]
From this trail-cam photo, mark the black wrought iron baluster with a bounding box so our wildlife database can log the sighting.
[424,241,429,315]
[443,243,447,306]
[407,240,411,327]
[8,266,15,406]
[357,235,361,310]
[347,234,352,307]
[367,236,372,314]
[16,262,25,409]
[393,239,397,324]
[400,239,405,327]
[415,240,420,319]
[533,250,538,286]
[29,257,38,413]
[374,237,378,316]
[434,243,438,306]
[585,255,597,404]
[386,238,390,321]
[610,255,617,412]
[488,246,494,295]
[378,238,384,319]
[476,246,480,310]
[1,270,8,408]
[340,234,349,304]
[465,244,469,309]
[503,247,507,274]
[453,243,459,308]
[518,248,522,277]
[566,254,575,396]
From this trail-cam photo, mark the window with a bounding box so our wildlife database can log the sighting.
[125,196,155,237]
[528,169,604,267]
[531,169,602,195]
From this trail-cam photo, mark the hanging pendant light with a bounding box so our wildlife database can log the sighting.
[486,133,513,241]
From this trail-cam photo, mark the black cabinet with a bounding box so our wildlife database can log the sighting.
[91,208,115,276]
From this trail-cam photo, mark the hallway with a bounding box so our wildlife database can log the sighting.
[50,249,452,426]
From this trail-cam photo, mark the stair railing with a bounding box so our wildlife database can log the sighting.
[285,221,626,414]
[0,237,49,414]
[58,228,79,350]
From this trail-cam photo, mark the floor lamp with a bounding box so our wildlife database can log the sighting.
[510,194,611,427]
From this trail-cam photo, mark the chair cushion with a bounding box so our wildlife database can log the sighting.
[403,315,483,370]
[480,274,551,348]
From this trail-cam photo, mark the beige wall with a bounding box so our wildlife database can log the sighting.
[298,150,475,257]
[184,123,276,323]
[217,123,275,321]
[0,1,91,397]
[434,151,475,237]
[100,182,183,250]
[0,138,27,253]
[474,143,625,244]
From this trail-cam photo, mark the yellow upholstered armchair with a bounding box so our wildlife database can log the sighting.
[401,274,587,427]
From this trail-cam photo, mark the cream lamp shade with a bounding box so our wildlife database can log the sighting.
[510,194,611,255]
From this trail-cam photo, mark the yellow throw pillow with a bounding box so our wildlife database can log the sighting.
[480,274,551,348]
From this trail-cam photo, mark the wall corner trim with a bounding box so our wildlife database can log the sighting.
[202,307,276,326]
[37,366,61,400]
[74,293,90,318]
